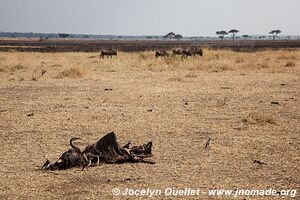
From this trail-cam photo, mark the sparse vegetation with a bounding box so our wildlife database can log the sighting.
[284,61,296,67]
[58,67,85,78]
[269,29,282,40]
[58,33,70,38]
[184,72,197,78]
[0,48,299,199]
[242,112,278,125]
[138,52,148,60]
[174,34,183,40]
[167,76,183,82]
[228,29,239,40]
[242,35,249,40]
[10,64,25,72]
[163,32,176,40]
[216,31,228,40]
[0,50,298,77]
[31,74,38,81]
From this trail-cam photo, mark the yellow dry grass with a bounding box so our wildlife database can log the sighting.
[0,49,299,79]
[0,49,299,199]
[57,67,86,79]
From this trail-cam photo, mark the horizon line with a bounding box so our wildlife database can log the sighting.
[1,30,300,38]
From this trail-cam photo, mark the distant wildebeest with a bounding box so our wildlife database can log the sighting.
[100,49,117,59]
[155,50,169,58]
[181,49,194,58]
[172,48,184,56]
[190,47,203,57]
[42,132,154,170]
[172,48,203,58]
[172,48,192,58]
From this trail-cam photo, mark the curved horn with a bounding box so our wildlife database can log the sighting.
[70,137,81,151]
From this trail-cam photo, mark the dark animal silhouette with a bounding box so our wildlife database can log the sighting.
[181,49,194,58]
[182,48,203,58]
[172,48,184,56]
[42,132,154,170]
[100,49,117,59]
[172,48,193,58]
[42,137,88,170]
[155,50,169,58]
[172,48,203,58]
[190,48,203,56]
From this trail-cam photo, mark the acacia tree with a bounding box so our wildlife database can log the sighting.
[242,34,249,40]
[58,33,69,39]
[164,32,176,40]
[228,29,239,40]
[269,30,281,40]
[216,31,228,40]
[174,34,183,40]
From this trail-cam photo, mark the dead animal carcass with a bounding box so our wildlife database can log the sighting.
[42,132,154,170]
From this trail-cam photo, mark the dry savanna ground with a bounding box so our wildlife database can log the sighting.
[0,49,299,199]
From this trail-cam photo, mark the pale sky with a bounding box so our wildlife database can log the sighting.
[0,0,299,36]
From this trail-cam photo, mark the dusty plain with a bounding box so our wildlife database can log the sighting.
[0,49,299,199]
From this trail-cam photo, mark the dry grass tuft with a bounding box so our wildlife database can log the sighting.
[209,61,233,72]
[184,72,197,78]
[284,61,296,68]
[277,54,296,60]
[167,76,183,82]
[51,64,63,68]
[216,97,228,107]
[235,57,245,63]
[0,56,6,61]
[10,64,25,72]
[207,52,221,61]
[31,74,38,81]
[58,67,86,78]
[0,67,7,72]
[138,52,148,60]
[258,61,269,69]
[242,112,278,125]
[162,56,180,67]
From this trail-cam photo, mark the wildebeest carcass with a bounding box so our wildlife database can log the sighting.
[155,50,169,58]
[100,49,117,59]
[42,132,154,170]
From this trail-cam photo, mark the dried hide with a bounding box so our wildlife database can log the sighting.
[42,132,154,170]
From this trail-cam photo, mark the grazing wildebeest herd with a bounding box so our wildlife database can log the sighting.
[42,132,154,170]
[172,47,203,58]
[99,47,203,59]
[156,47,203,58]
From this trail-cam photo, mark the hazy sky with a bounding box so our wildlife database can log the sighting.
[0,0,299,36]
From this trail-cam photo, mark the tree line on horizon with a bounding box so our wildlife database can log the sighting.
[215,29,282,40]
[0,30,286,40]
[162,29,283,41]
